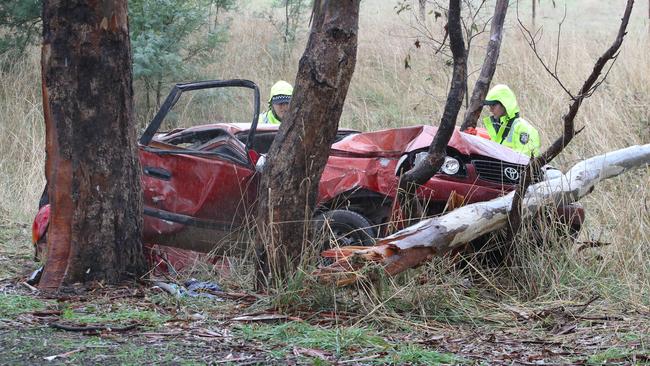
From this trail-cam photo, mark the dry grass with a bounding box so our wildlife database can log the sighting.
[0,0,648,311]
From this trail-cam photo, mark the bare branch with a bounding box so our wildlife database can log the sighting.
[508,0,634,236]
[538,0,634,166]
[516,7,575,99]
[553,5,568,78]
[460,0,509,131]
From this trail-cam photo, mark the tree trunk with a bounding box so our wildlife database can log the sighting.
[397,0,466,222]
[419,0,427,21]
[155,78,162,109]
[255,0,360,287]
[459,0,508,131]
[532,0,536,29]
[316,144,650,286]
[40,0,145,289]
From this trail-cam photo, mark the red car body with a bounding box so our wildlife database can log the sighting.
[33,80,583,262]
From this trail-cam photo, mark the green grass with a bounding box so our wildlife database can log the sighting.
[59,303,170,327]
[587,347,650,365]
[0,294,46,317]
[238,321,389,356]
[236,321,462,364]
[378,344,464,365]
[0,328,209,365]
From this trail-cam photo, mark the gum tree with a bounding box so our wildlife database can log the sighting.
[39,0,145,289]
[256,0,360,287]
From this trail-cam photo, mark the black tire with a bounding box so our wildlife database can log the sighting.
[313,209,376,249]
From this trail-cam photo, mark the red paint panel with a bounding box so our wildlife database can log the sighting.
[140,146,255,221]
[332,125,529,165]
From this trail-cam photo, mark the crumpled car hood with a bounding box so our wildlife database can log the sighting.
[331,125,530,165]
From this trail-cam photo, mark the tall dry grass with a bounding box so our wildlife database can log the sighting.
[0,0,647,308]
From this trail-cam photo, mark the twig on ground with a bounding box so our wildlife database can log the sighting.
[572,295,600,313]
[213,356,262,364]
[577,241,612,252]
[50,322,140,332]
[43,348,85,361]
[21,281,39,292]
[339,354,381,364]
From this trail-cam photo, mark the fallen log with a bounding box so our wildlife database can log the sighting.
[315,144,650,286]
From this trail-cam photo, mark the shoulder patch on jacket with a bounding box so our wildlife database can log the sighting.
[519,132,529,144]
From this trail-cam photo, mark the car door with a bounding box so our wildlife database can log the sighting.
[138,80,261,253]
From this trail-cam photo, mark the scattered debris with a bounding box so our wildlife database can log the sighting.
[26,266,42,286]
[43,348,85,362]
[185,278,222,298]
[152,279,224,300]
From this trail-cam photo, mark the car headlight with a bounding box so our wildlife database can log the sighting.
[440,156,460,175]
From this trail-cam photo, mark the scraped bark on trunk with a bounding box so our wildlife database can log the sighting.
[40,0,145,289]
[459,0,508,131]
[255,0,360,285]
[316,144,650,286]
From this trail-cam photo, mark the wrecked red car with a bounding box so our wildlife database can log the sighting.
[33,79,583,262]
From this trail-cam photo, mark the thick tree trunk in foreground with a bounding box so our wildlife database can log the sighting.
[459,0,508,131]
[40,0,145,289]
[255,0,360,285]
[397,0,466,222]
[316,144,650,286]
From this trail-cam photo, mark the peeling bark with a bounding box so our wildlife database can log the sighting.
[40,0,144,289]
[255,0,360,286]
[315,144,650,286]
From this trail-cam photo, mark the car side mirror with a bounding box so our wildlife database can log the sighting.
[255,154,266,173]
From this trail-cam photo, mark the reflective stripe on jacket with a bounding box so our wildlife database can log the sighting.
[482,115,540,157]
[258,110,281,125]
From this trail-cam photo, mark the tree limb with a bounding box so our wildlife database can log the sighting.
[460,0,509,131]
[315,144,650,286]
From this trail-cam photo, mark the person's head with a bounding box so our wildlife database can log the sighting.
[484,84,520,120]
[269,80,293,121]
[485,100,507,119]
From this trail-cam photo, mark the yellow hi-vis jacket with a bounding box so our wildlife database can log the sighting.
[482,84,541,157]
[258,80,293,125]
[258,110,281,125]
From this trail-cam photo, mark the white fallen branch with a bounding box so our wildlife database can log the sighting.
[315,144,650,285]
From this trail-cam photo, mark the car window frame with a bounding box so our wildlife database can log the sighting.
[138,79,261,167]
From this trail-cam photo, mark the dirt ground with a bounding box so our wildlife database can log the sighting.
[1,222,649,365]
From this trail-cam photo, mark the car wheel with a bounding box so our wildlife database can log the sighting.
[313,209,376,250]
